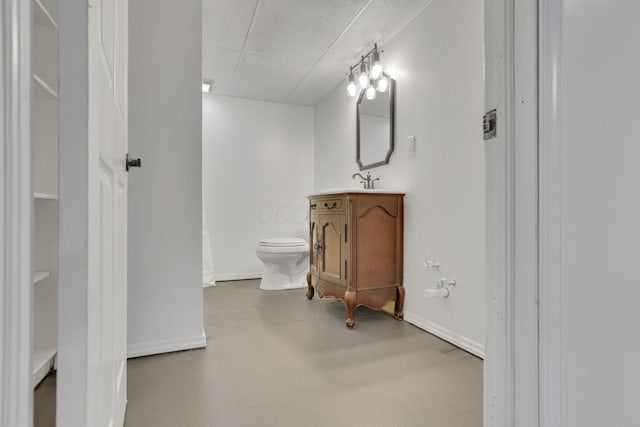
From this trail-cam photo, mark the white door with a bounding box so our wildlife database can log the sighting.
[88,0,128,424]
[57,0,128,425]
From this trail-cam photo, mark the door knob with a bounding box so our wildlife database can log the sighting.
[126,153,142,171]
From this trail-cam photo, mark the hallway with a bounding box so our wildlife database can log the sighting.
[36,281,482,426]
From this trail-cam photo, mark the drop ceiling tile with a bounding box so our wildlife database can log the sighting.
[202,0,435,105]
[230,54,311,103]
[203,0,258,51]
[202,46,241,94]
[245,0,369,65]
[284,65,346,106]
[318,0,434,70]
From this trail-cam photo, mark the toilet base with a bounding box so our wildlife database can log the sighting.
[259,280,307,291]
[259,265,309,290]
[256,239,309,291]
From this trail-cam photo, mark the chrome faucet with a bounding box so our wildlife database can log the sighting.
[352,171,380,189]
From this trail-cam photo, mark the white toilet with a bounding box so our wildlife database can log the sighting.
[255,238,309,290]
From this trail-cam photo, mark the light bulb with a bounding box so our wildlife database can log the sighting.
[358,59,369,88]
[371,63,383,79]
[358,72,369,89]
[366,84,376,100]
[347,73,357,97]
[347,81,357,97]
[377,75,389,92]
[370,49,382,79]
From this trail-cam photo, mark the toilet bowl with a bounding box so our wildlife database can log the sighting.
[256,238,309,290]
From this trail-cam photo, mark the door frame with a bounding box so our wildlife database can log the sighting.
[538,0,563,424]
[0,0,33,426]
[484,0,540,425]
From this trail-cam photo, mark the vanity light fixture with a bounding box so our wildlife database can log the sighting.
[346,43,388,99]
[202,79,213,93]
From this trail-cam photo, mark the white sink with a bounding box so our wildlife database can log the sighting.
[309,188,405,197]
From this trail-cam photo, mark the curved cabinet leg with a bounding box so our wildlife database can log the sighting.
[394,285,405,320]
[345,290,356,327]
[306,272,314,300]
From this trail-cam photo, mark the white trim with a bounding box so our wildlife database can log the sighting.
[215,272,262,282]
[404,312,485,359]
[484,0,540,425]
[1,0,33,425]
[539,0,563,425]
[127,329,207,359]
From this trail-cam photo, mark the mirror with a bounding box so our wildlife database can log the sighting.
[356,77,395,170]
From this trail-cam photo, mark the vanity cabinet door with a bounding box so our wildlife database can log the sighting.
[318,213,347,287]
[309,212,321,278]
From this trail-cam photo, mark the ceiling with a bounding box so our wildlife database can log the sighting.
[202,0,434,106]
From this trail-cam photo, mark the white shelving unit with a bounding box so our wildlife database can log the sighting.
[33,271,51,285]
[34,192,58,200]
[32,0,59,388]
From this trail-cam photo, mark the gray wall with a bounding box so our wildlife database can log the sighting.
[544,1,640,425]
[128,0,204,356]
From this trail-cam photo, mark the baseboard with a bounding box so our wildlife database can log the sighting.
[203,281,216,288]
[215,272,262,282]
[404,312,485,359]
[127,329,207,359]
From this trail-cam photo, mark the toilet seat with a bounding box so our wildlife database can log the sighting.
[257,238,307,248]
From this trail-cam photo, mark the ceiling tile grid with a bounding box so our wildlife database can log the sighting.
[202,46,242,94]
[202,0,258,51]
[202,0,434,106]
[231,54,311,102]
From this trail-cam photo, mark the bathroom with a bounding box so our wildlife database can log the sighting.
[202,0,484,349]
[198,0,485,423]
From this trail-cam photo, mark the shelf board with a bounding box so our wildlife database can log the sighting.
[33,271,50,284]
[33,73,58,99]
[32,347,56,387]
[34,0,58,30]
[33,192,58,200]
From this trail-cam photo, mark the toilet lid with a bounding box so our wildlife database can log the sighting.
[257,238,307,247]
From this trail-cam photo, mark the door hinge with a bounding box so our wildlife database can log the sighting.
[344,260,348,279]
[483,109,497,140]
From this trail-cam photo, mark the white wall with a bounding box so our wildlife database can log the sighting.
[545,2,640,425]
[202,95,314,280]
[314,0,485,356]
[127,0,205,357]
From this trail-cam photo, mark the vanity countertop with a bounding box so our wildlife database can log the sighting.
[309,188,405,197]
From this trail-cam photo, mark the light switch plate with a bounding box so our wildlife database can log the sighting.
[408,136,416,157]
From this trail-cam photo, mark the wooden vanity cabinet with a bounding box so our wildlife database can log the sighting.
[306,192,404,327]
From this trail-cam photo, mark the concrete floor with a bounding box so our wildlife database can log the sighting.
[35,280,482,426]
